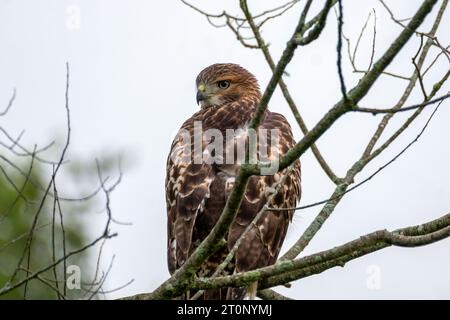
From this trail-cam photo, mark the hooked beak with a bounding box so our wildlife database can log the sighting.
[196,91,205,105]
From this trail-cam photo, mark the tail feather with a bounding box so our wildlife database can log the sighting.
[246,281,258,300]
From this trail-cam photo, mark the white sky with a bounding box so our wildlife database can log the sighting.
[0,0,449,299]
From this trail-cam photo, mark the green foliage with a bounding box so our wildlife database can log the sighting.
[0,160,92,299]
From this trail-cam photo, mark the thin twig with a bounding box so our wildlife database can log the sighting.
[355,92,450,114]
[191,166,295,300]
[270,92,446,212]
[336,0,348,101]
[0,88,16,116]
[241,0,342,184]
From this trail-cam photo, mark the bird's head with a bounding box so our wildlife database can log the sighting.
[195,63,261,109]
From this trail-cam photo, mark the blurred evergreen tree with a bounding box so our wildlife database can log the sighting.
[0,158,98,300]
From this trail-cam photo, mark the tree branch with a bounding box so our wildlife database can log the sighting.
[122,212,449,299]
[257,288,293,300]
[241,0,342,184]
[362,0,448,157]
[336,0,348,101]
[246,0,438,175]
[191,213,450,291]
[354,92,450,114]
[137,0,439,300]
[0,88,16,116]
[145,0,336,300]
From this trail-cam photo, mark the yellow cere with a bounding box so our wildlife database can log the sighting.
[197,84,205,92]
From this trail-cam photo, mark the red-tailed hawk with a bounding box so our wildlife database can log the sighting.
[166,63,301,299]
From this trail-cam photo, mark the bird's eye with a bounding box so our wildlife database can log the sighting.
[217,80,230,89]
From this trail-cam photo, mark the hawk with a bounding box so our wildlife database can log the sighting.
[166,63,301,299]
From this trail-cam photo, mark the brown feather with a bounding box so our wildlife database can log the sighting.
[165,63,301,299]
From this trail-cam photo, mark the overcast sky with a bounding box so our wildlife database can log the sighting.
[0,0,449,299]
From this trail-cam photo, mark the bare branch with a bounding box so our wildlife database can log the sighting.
[261,213,450,289]
[379,0,411,30]
[123,213,449,298]
[362,0,448,157]
[271,90,446,213]
[195,213,450,291]
[257,289,293,300]
[9,62,72,290]
[336,0,348,101]
[412,35,428,99]
[144,0,438,300]
[0,127,57,160]
[0,148,36,223]
[0,230,117,296]
[0,88,16,116]
[279,0,448,261]
[244,0,438,175]
[281,60,450,262]
[240,0,342,184]
[191,165,295,300]
[0,223,51,253]
[145,0,336,300]
[355,92,450,114]
[368,9,377,70]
